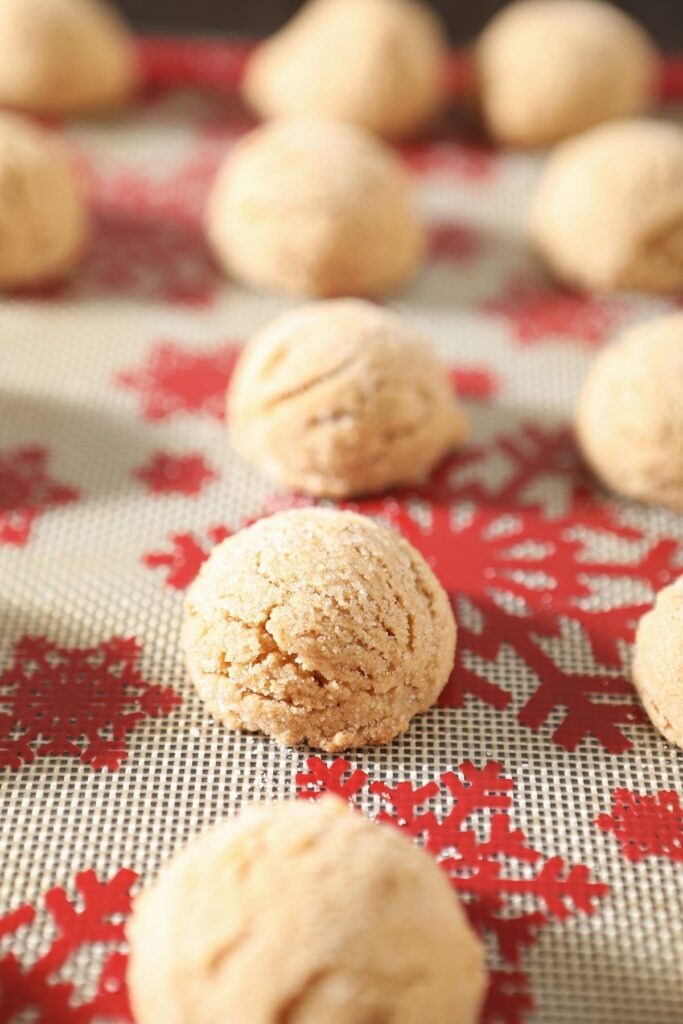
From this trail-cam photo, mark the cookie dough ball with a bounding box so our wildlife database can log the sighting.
[633,577,683,747]
[183,508,456,751]
[128,798,486,1024]
[575,313,683,509]
[205,119,424,298]
[0,113,88,288]
[475,0,658,148]
[243,0,447,140]
[531,119,683,294]
[229,300,468,498]
[0,0,138,116]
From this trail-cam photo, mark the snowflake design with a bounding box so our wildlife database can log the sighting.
[403,137,497,182]
[0,868,136,1023]
[450,366,500,401]
[485,281,631,347]
[0,446,80,546]
[0,636,181,770]
[256,422,679,754]
[431,221,484,263]
[74,152,224,306]
[596,789,683,862]
[134,451,217,497]
[297,756,609,1023]
[116,339,239,421]
[143,524,232,589]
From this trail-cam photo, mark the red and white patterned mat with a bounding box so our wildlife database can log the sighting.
[1,38,682,1024]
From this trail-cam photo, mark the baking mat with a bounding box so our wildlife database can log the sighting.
[1,38,683,1024]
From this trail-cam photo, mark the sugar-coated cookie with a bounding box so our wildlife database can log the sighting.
[243,0,447,140]
[0,0,138,115]
[0,113,88,288]
[183,508,456,751]
[531,119,683,293]
[229,300,468,498]
[205,118,424,298]
[127,797,487,1024]
[633,577,683,748]
[575,313,683,508]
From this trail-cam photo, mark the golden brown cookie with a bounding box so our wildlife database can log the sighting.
[0,0,138,115]
[243,0,447,140]
[0,113,88,288]
[204,118,425,298]
[575,312,683,509]
[633,577,683,748]
[183,508,456,751]
[127,797,487,1024]
[228,300,468,498]
[475,0,658,148]
[530,119,683,294]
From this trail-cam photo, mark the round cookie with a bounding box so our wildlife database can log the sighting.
[204,118,424,298]
[127,797,487,1024]
[633,576,683,748]
[0,0,138,116]
[575,312,683,509]
[242,0,447,140]
[475,0,658,148]
[228,300,468,498]
[183,508,456,751]
[0,113,88,288]
[530,119,683,294]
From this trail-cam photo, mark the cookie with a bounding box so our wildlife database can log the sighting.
[633,577,683,748]
[243,0,447,140]
[204,118,424,298]
[127,797,487,1024]
[0,113,88,288]
[575,312,683,509]
[228,299,468,498]
[530,119,683,294]
[183,508,456,751]
[476,0,657,148]
[0,0,138,115]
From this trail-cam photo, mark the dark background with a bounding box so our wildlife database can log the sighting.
[118,0,683,49]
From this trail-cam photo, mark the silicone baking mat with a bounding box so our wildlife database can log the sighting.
[1,38,683,1024]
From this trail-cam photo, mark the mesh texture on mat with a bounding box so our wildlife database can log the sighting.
[0,39,682,1024]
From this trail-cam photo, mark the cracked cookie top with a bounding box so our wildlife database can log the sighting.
[127,796,486,1024]
[228,299,468,498]
[182,507,456,751]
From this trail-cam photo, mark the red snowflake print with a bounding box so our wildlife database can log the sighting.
[139,36,253,96]
[0,446,79,546]
[116,339,239,421]
[596,789,683,862]
[403,138,496,182]
[143,524,232,589]
[0,868,136,1023]
[483,971,534,1024]
[485,280,631,347]
[431,221,484,262]
[297,756,609,1023]
[71,149,227,306]
[450,366,500,401]
[134,451,218,497]
[0,636,181,770]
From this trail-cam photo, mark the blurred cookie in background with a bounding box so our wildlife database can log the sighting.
[205,118,425,298]
[530,119,683,294]
[243,0,448,140]
[0,0,138,116]
[475,0,658,148]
